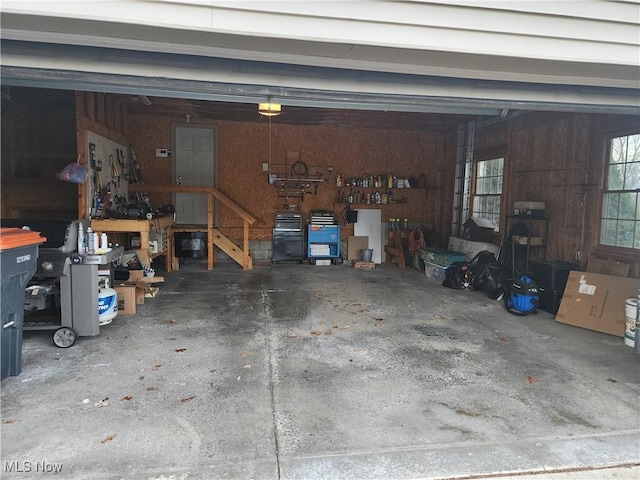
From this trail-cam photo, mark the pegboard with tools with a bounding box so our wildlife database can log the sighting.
[86,131,129,219]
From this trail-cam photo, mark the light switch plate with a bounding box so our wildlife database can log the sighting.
[155,148,169,157]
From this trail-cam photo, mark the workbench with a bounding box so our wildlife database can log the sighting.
[91,217,174,272]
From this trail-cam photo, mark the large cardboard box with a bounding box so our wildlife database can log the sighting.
[586,257,631,277]
[347,236,369,261]
[555,271,639,337]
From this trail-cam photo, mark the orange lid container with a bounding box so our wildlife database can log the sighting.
[0,228,46,250]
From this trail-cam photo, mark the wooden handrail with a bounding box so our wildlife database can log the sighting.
[128,184,257,225]
[128,184,255,270]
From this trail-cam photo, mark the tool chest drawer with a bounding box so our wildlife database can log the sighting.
[307,225,339,243]
[307,224,340,260]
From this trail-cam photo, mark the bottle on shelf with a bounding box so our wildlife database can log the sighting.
[403,218,409,230]
[77,222,85,254]
[86,226,94,253]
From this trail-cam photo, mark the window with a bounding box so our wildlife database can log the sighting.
[472,157,504,229]
[601,134,640,250]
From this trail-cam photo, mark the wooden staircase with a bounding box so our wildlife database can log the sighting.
[211,228,252,270]
[129,184,256,270]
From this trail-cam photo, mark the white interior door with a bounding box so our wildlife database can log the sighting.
[174,126,216,225]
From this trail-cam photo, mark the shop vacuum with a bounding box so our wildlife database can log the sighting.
[503,276,540,316]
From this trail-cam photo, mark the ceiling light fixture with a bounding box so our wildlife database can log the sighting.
[258,102,281,117]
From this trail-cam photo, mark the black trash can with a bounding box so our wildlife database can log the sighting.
[1,228,45,380]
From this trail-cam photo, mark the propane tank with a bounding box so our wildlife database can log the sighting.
[98,287,118,325]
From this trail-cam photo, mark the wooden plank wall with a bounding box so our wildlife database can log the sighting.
[126,112,450,244]
[0,88,77,218]
[75,92,129,217]
[4,88,636,271]
[474,111,638,271]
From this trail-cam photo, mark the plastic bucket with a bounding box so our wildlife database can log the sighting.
[624,298,638,347]
[360,248,373,262]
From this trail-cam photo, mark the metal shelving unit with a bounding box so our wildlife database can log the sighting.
[504,214,549,276]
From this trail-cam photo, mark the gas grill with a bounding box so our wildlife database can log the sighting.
[1,218,123,347]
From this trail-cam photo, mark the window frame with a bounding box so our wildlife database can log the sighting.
[470,155,505,231]
[597,130,640,253]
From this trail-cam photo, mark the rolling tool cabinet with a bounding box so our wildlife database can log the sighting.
[307,224,340,264]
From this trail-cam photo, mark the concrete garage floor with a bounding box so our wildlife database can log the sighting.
[1,261,639,480]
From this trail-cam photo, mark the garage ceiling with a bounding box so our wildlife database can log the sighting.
[123,96,473,132]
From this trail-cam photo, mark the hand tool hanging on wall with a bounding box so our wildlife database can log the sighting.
[128,146,152,211]
[89,143,100,217]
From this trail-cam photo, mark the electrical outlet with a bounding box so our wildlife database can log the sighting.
[262,162,269,172]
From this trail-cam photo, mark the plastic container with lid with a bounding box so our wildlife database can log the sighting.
[0,227,46,380]
[0,227,47,251]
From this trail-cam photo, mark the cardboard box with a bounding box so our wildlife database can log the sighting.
[127,269,164,283]
[144,287,160,298]
[587,257,630,277]
[555,271,639,337]
[135,287,146,305]
[114,285,137,315]
[347,236,369,261]
[514,236,544,246]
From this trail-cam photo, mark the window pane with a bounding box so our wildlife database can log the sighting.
[601,219,618,246]
[473,158,503,231]
[480,178,488,194]
[636,221,640,249]
[627,134,640,161]
[493,195,501,215]
[603,193,620,219]
[610,137,627,164]
[625,161,640,190]
[491,177,499,194]
[608,164,625,190]
[618,192,638,220]
[618,221,635,248]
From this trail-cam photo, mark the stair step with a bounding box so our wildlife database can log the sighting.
[212,229,252,269]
